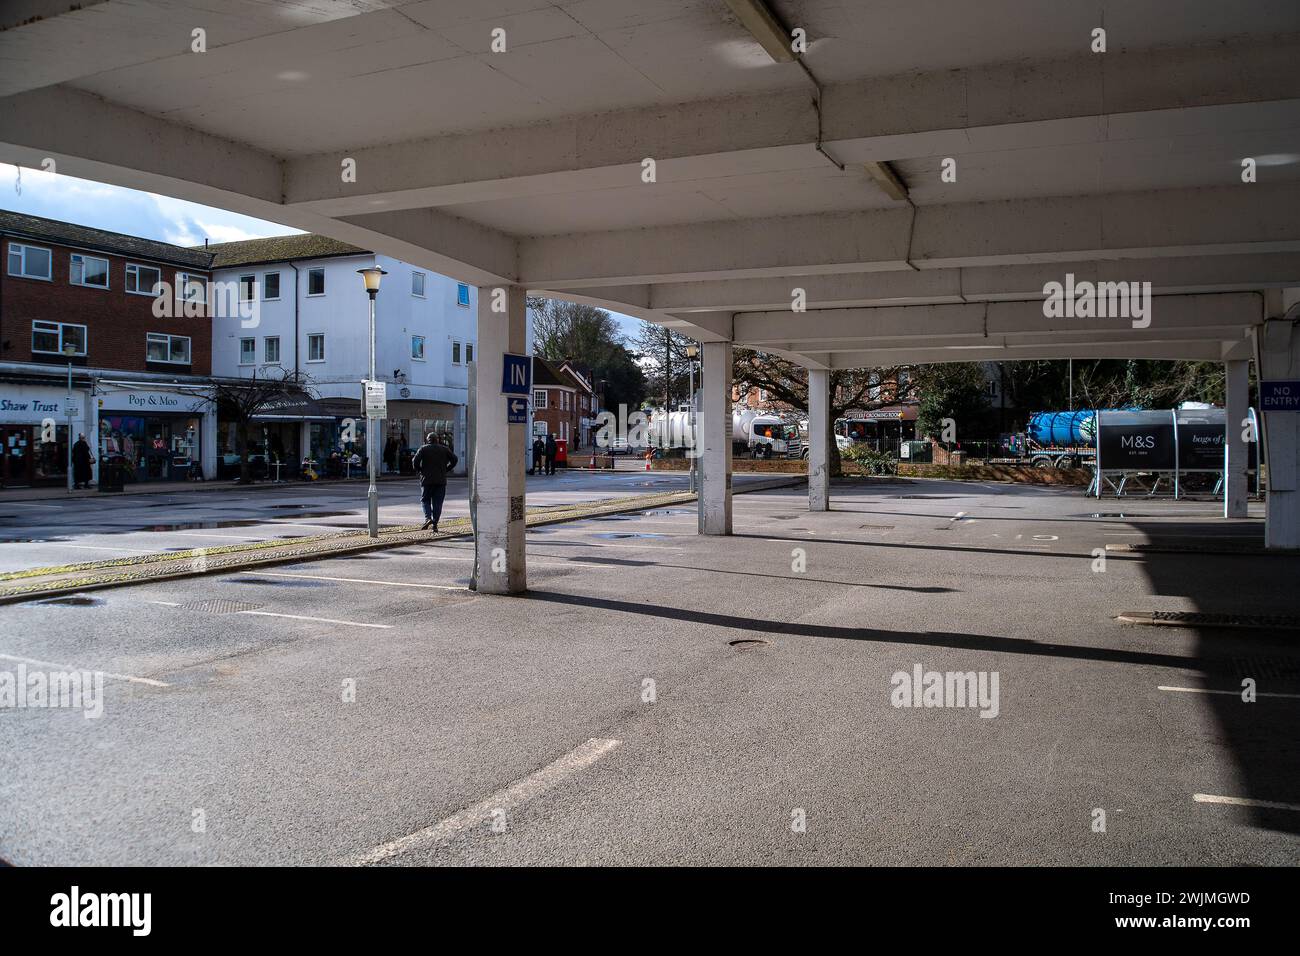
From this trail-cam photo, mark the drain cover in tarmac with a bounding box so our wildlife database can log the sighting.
[1117,610,1300,631]
[178,600,265,614]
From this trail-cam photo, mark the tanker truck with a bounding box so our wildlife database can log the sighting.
[1004,410,1098,469]
[644,407,802,459]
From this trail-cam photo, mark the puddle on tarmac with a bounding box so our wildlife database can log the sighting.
[0,537,72,544]
[1085,513,1144,519]
[642,509,694,516]
[132,511,354,532]
[593,532,667,539]
[226,577,330,587]
[34,595,104,607]
[592,515,636,521]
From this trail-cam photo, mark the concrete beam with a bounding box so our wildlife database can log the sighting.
[808,369,830,512]
[645,254,1300,313]
[824,341,1228,367]
[0,86,518,286]
[280,38,1300,214]
[734,295,1263,348]
[518,185,1300,287]
[1224,358,1251,518]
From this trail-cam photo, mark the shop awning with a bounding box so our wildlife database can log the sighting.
[250,393,337,422]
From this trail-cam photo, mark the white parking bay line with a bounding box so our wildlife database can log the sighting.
[253,571,464,590]
[1159,685,1300,699]
[1193,793,1300,812]
[0,652,169,688]
[349,737,621,866]
[238,611,393,629]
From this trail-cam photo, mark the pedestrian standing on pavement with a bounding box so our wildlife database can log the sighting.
[412,431,458,531]
[545,433,557,476]
[531,437,545,475]
[71,433,95,489]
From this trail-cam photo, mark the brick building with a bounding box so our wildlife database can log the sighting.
[530,357,595,454]
[0,211,215,487]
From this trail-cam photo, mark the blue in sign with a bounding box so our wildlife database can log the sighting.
[1260,380,1300,412]
[507,397,529,424]
[502,353,531,396]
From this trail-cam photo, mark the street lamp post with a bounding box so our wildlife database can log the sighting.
[686,344,699,493]
[65,344,77,493]
[357,266,387,538]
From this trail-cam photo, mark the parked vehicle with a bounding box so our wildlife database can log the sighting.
[733,410,801,459]
[997,410,1098,469]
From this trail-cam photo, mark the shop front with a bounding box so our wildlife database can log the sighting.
[840,404,919,453]
[218,393,335,480]
[310,396,465,476]
[95,383,215,483]
[0,382,91,487]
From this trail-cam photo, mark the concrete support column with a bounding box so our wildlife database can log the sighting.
[808,368,830,511]
[698,341,733,535]
[473,284,527,592]
[1224,358,1250,519]
[1258,297,1300,549]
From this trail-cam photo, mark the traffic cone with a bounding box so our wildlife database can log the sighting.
[644,450,652,471]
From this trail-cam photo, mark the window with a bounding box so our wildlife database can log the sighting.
[177,272,206,303]
[265,336,281,364]
[465,342,474,363]
[263,272,281,300]
[147,332,191,364]
[240,337,256,365]
[70,253,109,288]
[412,272,425,297]
[8,242,52,279]
[411,335,425,361]
[307,268,325,296]
[239,274,256,301]
[307,333,325,362]
[533,390,547,409]
[125,263,162,295]
[32,320,86,356]
[456,283,470,307]
[451,340,462,365]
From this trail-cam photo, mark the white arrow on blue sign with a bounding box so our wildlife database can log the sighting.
[507,397,529,424]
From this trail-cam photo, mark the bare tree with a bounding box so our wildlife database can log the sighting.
[634,321,695,409]
[734,349,919,474]
[197,368,312,483]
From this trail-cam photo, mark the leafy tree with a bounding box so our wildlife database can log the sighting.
[528,297,647,410]
[915,363,996,444]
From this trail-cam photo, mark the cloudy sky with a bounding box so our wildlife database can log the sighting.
[1,162,643,340]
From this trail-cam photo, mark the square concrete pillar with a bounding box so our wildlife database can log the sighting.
[1257,302,1300,549]
[698,341,732,535]
[473,284,527,592]
[1223,358,1250,519]
[808,368,830,511]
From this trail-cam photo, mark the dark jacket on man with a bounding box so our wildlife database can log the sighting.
[531,438,545,473]
[412,441,457,486]
[72,438,94,486]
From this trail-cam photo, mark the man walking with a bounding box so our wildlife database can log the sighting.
[412,432,457,531]
[545,433,558,476]
[531,436,545,476]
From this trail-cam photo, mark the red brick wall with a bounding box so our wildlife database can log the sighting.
[532,387,583,447]
[1,239,211,374]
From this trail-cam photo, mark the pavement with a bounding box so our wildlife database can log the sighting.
[1,476,1297,866]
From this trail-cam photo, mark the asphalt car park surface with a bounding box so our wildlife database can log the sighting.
[1,478,1296,865]
[0,469,765,575]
